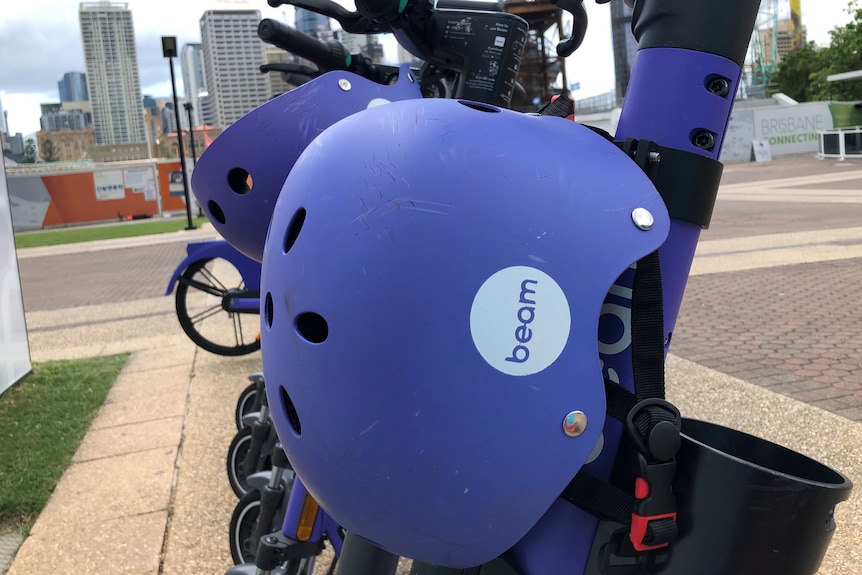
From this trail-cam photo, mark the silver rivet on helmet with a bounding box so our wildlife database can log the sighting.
[631,208,654,231]
[563,411,587,438]
[338,79,352,91]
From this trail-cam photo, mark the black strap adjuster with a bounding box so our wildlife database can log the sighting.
[625,398,681,463]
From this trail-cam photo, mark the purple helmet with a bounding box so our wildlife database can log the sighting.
[190,66,422,262]
[261,98,670,567]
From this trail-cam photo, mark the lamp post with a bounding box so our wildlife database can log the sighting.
[162,36,196,230]
[183,102,198,166]
[183,102,202,216]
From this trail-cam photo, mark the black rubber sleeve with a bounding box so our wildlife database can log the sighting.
[257,18,348,71]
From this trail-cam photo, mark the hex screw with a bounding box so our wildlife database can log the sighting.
[707,77,731,97]
[338,79,352,91]
[693,131,716,151]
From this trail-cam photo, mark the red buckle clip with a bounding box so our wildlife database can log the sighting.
[630,511,678,551]
[629,463,678,552]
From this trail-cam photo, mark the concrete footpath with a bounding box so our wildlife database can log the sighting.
[3,155,862,574]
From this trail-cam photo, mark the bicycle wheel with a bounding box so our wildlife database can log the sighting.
[227,427,253,498]
[174,258,261,356]
[235,382,259,431]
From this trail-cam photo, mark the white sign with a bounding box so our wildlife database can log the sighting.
[753,102,833,156]
[123,167,155,193]
[94,170,126,201]
[0,162,32,394]
[752,139,773,162]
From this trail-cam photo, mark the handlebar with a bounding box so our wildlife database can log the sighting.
[258,19,349,73]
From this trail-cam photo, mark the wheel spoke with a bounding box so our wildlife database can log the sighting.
[188,303,228,324]
[178,275,225,298]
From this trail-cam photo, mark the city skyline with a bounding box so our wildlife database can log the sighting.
[0,0,856,138]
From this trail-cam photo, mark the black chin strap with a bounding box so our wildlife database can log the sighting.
[562,251,682,565]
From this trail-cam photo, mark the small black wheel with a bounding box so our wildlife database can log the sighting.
[235,382,259,431]
[229,489,263,565]
[227,426,253,498]
[174,258,261,356]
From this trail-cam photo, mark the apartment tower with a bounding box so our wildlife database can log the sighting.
[200,8,270,128]
[78,1,146,146]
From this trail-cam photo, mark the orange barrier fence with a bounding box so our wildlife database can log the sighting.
[7,160,195,231]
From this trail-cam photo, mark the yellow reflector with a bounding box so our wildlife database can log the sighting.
[296,492,320,541]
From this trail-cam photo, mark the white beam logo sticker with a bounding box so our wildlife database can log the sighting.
[470,266,571,376]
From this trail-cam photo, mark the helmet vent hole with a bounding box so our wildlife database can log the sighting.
[284,208,306,254]
[264,292,274,329]
[458,100,501,113]
[295,312,328,343]
[280,386,302,436]
[227,167,253,194]
[207,200,226,225]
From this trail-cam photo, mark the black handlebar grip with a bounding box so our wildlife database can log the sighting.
[257,18,349,72]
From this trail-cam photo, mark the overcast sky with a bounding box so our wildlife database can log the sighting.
[0,0,855,137]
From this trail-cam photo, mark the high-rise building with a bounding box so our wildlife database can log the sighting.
[264,48,300,99]
[610,2,637,106]
[41,109,90,132]
[181,43,206,127]
[58,71,89,102]
[295,8,331,38]
[0,95,7,134]
[200,8,270,128]
[78,1,146,147]
[759,19,808,66]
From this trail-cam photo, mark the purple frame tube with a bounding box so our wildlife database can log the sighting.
[281,475,350,564]
[511,47,742,575]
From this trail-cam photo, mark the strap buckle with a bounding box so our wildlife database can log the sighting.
[630,452,678,551]
[625,399,681,552]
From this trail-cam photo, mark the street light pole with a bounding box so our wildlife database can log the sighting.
[183,102,198,166]
[183,102,202,217]
[162,36,196,231]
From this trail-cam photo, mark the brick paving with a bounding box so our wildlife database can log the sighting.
[674,258,862,421]
[705,199,862,240]
[17,241,187,312]
[671,154,862,422]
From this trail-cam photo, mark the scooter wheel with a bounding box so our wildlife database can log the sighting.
[229,488,263,565]
[227,426,253,498]
[235,382,258,430]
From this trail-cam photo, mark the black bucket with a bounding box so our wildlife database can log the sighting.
[589,418,852,575]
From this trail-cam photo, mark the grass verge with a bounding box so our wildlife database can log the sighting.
[14,216,208,249]
[0,353,130,534]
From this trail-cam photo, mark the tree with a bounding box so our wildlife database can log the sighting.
[21,139,38,163]
[772,3,862,102]
[771,42,824,101]
[773,0,862,102]
[41,139,59,162]
[813,4,862,101]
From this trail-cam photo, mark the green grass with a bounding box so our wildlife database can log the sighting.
[14,216,209,249]
[0,353,129,533]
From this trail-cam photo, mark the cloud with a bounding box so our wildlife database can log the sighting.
[0,12,84,96]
